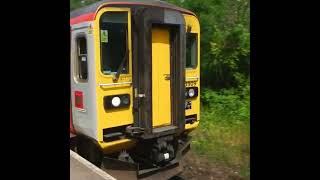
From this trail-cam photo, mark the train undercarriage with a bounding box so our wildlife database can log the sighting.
[70,133,191,180]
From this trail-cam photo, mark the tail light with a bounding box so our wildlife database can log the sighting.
[75,91,84,109]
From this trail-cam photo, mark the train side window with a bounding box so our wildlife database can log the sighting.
[100,12,128,75]
[76,35,88,81]
[186,33,198,69]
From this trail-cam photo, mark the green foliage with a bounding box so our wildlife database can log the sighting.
[167,0,250,89]
[201,87,250,124]
[70,0,99,11]
[194,88,250,179]
[192,113,250,179]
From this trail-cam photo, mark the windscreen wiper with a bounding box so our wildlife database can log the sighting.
[113,29,129,82]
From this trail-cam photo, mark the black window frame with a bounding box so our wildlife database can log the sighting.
[75,34,88,82]
[99,11,129,76]
[186,32,198,69]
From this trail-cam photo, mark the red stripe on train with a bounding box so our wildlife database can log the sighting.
[70,13,95,25]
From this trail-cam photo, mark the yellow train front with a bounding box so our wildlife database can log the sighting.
[70,0,200,179]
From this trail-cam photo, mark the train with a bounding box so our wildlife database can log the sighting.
[70,0,200,179]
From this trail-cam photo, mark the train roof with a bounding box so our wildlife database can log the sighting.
[70,0,196,20]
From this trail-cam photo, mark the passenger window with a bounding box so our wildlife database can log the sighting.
[100,12,128,75]
[186,33,198,69]
[76,36,88,81]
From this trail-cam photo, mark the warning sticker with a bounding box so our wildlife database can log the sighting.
[101,30,108,43]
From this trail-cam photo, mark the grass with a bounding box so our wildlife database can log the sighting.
[191,88,250,179]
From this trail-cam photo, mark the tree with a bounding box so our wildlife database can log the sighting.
[167,0,250,89]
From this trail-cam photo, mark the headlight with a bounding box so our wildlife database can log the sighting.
[185,87,198,99]
[188,89,195,97]
[104,94,130,110]
[111,97,121,107]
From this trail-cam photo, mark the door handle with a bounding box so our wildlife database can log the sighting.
[163,74,171,80]
[134,88,146,98]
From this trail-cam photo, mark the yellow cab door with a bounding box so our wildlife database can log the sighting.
[184,14,201,131]
[94,8,133,142]
[151,27,172,127]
